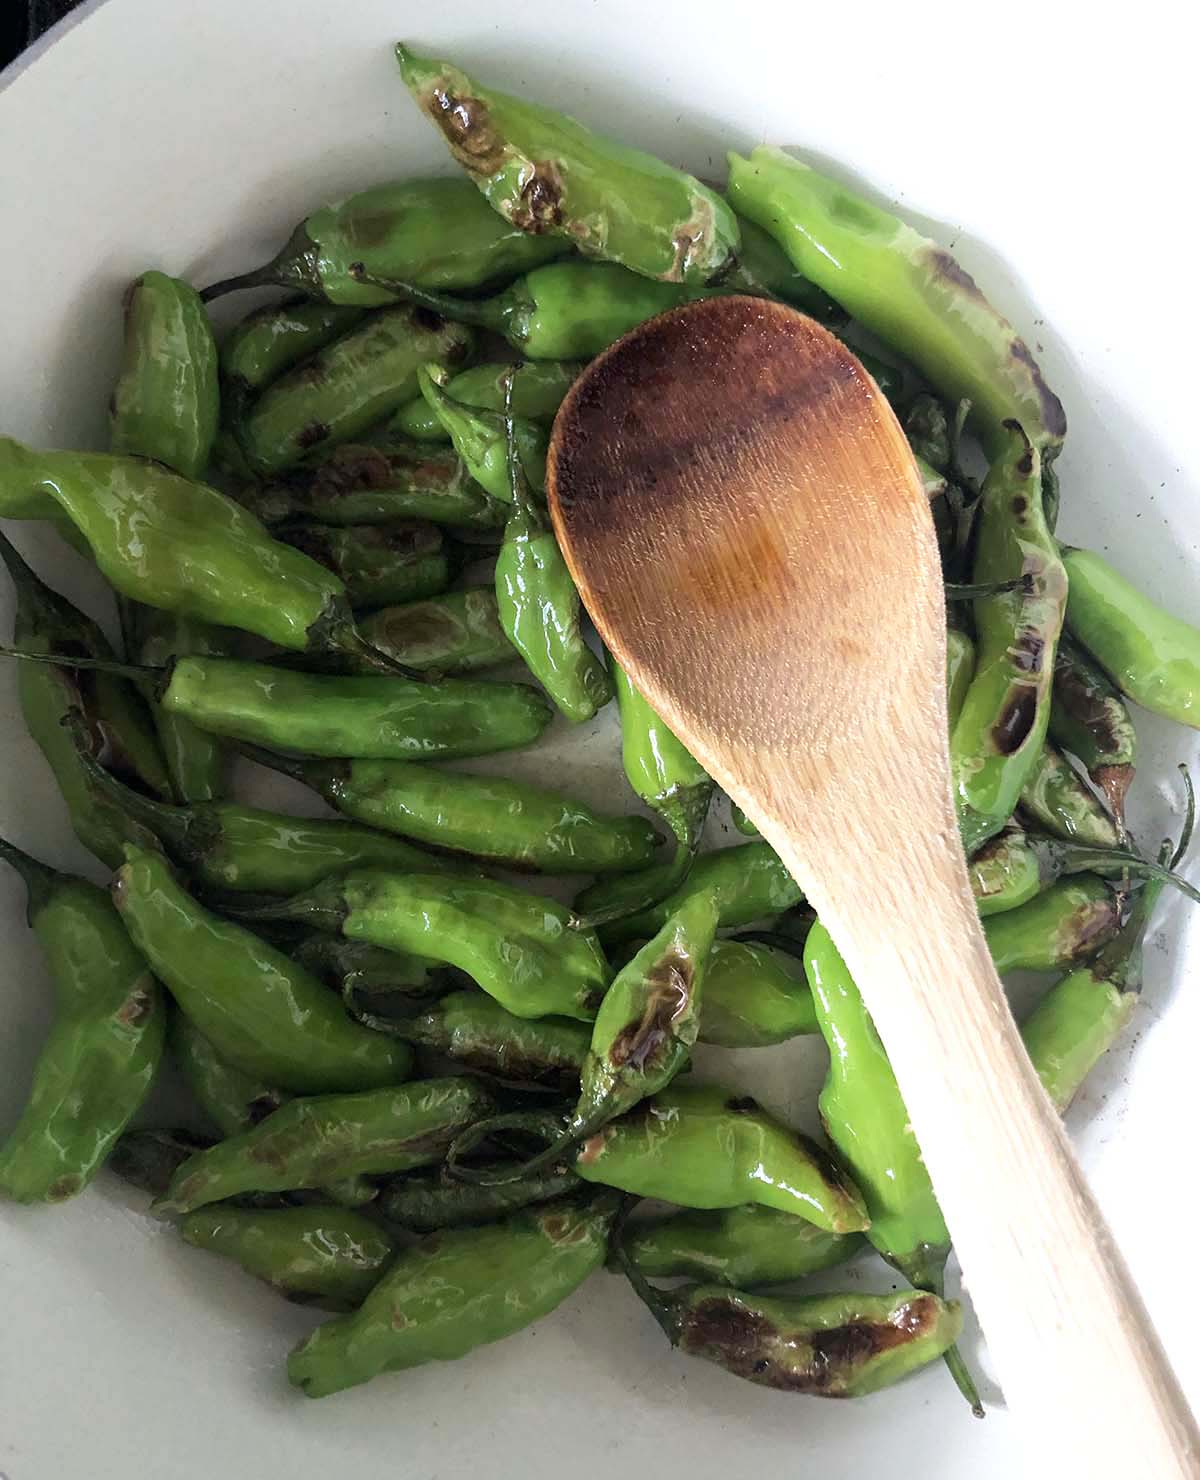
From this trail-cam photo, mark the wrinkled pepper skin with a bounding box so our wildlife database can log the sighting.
[397,47,738,285]
[574,1081,868,1232]
[237,306,474,475]
[379,1162,577,1231]
[630,1279,962,1398]
[1018,743,1121,850]
[276,519,450,609]
[252,749,660,873]
[1049,635,1138,822]
[0,439,357,656]
[983,875,1119,976]
[243,441,500,532]
[287,1189,620,1397]
[968,825,1188,915]
[950,426,1067,854]
[0,839,164,1203]
[235,869,611,1022]
[392,359,583,441]
[584,841,803,947]
[0,531,167,867]
[1062,546,1200,731]
[154,1077,496,1215]
[726,147,1065,458]
[146,655,553,761]
[170,1009,286,1137]
[723,212,842,320]
[110,271,219,480]
[219,298,367,402]
[623,1204,860,1287]
[291,934,442,1000]
[204,177,570,305]
[418,362,547,502]
[180,1204,395,1311]
[138,614,229,804]
[353,588,513,674]
[698,937,817,1047]
[113,846,412,1094]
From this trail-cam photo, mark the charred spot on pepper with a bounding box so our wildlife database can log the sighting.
[116,983,155,1029]
[1009,339,1068,442]
[925,248,988,305]
[296,422,331,452]
[1010,629,1046,675]
[725,1095,760,1114]
[991,683,1039,756]
[511,162,565,233]
[425,85,508,175]
[608,951,693,1071]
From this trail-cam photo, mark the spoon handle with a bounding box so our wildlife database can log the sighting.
[753,747,1200,1476]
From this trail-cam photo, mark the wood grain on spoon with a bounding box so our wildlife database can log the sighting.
[548,295,1199,1475]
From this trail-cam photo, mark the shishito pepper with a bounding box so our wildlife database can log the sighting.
[1018,742,1121,850]
[351,588,513,675]
[1049,635,1138,823]
[417,362,547,502]
[275,519,451,609]
[0,837,164,1203]
[219,298,367,404]
[379,1160,578,1231]
[396,46,738,285]
[391,359,583,442]
[622,1204,860,1287]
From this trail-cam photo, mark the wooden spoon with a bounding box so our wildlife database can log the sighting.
[548,295,1198,1472]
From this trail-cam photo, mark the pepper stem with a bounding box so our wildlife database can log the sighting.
[233,742,309,786]
[609,1199,683,1343]
[65,714,191,846]
[198,265,276,302]
[944,577,1027,601]
[459,1107,612,1187]
[346,263,501,332]
[942,1344,986,1419]
[445,1111,569,1183]
[1044,836,1200,906]
[326,622,425,681]
[0,645,160,685]
[0,834,64,923]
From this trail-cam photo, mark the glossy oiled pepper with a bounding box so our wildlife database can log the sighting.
[291,933,443,1001]
[396,47,738,285]
[722,211,842,320]
[729,801,758,837]
[1050,635,1138,823]
[76,740,467,894]
[1062,546,1200,731]
[180,1204,395,1311]
[583,840,803,947]
[946,628,975,729]
[138,615,228,803]
[984,875,1120,975]
[348,986,589,1091]
[392,359,583,441]
[697,936,817,1047]
[950,425,1067,854]
[1019,742,1121,850]
[113,845,412,1093]
[242,441,501,532]
[0,439,394,668]
[622,1204,860,1287]
[803,922,980,1413]
[230,869,611,1022]
[219,298,367,405]
[154,1076,496,1215]
[352,588,513,675]
[235,305,474,475]
[276,519,450,609]
[495,402,612,722]
[573,1082,869,1233]
[242,747,660,874]
[418,362,547,501]
[288,1188,620,1398]
[110,271,220,479]
[0,531,168,866]
[574,659,714,928]
[203,177,569,304]
[0,838,164,1202]
[379,1161,578,1231]
[170,1009,285,1136]
[620,1265,962,1399]
[726,148,1066,459]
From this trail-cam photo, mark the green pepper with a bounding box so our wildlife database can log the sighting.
[219,298,367,406]
[574,1082,868,1233]
[1050,635,1138,823]
[391,359,583,441]
[291,933,442,1001]
[946,628,975,728]
[276,519,451,609]
[180,1205,395,1311]
[241,441,501,532]
[573,659,715,928]
[347,986,589,1091]
[396,47,738,285]
[0,837,164,1203]
[202,177,570,304]
[729,801,759,837]
[697,936,817,1047]
[582,841,803,947]
[1062,546,1200,730]
[0,531,169,866]
[241,747,660,874]
[170,1009,285,1136]
[235,305,474,475]
[803,921,980,1412]
[351,588,513,674]
[109,1128,214,1200]
[495,403,612,721]
[1019,742,1121,849]
[288,1188,618,1397]
[722,211,842,320]
[418,362,547,501]
[379,1162,578,1231]
[229,869,611,1022]
[0,440,396,669]
[622,1204,860,1287]
[984,875,1120,975]
[726,147,1066,459]
[154,1076,496,1216]
[950,425,1068,853]
[112,845,412,1093]
[620,1268,962,1398]
[110,271,219,480]
[137,614,228,803]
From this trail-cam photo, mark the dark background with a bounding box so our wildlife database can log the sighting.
[2,1,84,68]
